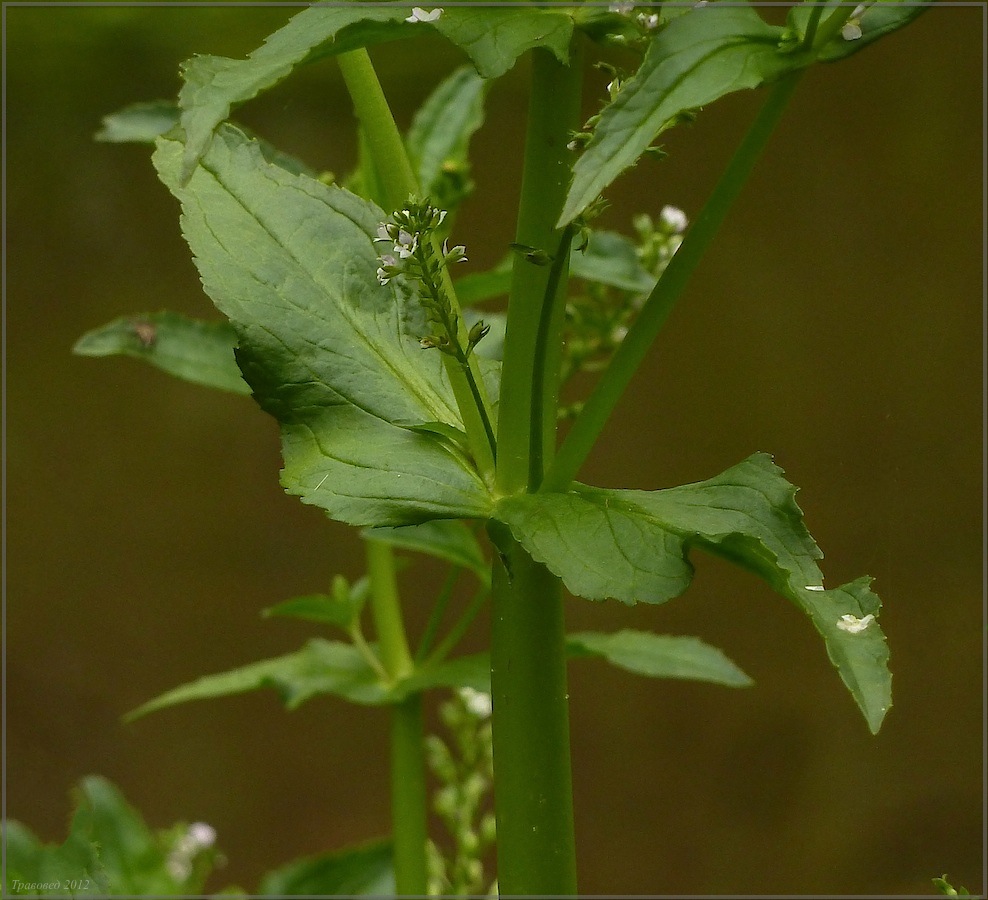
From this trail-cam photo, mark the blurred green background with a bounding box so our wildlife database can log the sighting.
[5,5,982,895]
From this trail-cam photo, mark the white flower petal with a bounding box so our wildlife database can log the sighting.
[836,613,875,634]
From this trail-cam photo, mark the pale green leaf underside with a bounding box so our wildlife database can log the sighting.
[73,311,250,395]
[497,453,891,732]
[95,100,179,144]
[153,125,492,526]
[567,630,752,687]
[178,6,572,181]
[263,593,358,631]
[363,520,490,583]
[561,6,808,225]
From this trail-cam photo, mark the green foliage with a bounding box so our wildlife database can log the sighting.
[932,874,972,897]
[95,100,179,144]
[73,311,249,395]
[257,840,394,896]
[497,453,891,732]
[4,777,223,897]
[405,66,486,211]
[176,5,573,182]
[364,520,490,584]
[153,125,494,527]
[566,630,752,688]
[74,4,928,892]
[126,639,493,718]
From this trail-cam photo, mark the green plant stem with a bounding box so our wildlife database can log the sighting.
[415,566,460,663]
[425,583,490,668]
[366,538,413,681]
[364,539,425,895]
[488,523,577,895]
[337,49,495,478]
[488,44,583,896]
[391,694,429,896]
[496,45,584,495]
[543,71,803,494]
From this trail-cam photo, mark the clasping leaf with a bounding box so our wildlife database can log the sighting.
[497,453,891,732]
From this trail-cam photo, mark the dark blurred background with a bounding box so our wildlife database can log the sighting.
[5,5,983,895]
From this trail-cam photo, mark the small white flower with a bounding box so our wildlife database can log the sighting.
[394,228,418,259]
[406,7,442,23]
[836,613,875,634]
[659,204,688,234]
[187,822,217,849]
[805,584,826,592]
[459,687,493,719]
[841,21,862,40]
[636,12,660,29]
[567,139,579,151]
[609,1,634,13]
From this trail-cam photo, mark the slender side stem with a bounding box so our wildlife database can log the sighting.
[415,566,460,663]
[365,539,425,895]
[488,523,577,895]
[425,584,490,668]
[489,44,583,896]
[391,695,428,895]
[496,45,584,495]
[337,50,416,213]
[337,49,495,478]
[543,71,803,494]
[366,538,413,680]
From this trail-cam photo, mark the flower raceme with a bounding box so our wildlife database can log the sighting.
[374,199,486,359]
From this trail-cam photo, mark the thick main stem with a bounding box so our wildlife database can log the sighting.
[488,524,578,894]
[496,46,584,494]
[490,45,583,896]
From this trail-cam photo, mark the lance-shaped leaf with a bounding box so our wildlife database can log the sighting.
[497,453,891,732]
[127,640,494,718]
[73,311,250,395]
[566,630,752,687]
[153,124,493,527]
[560,6,810,225]
[178,6,572,181]
[405,65,487,209]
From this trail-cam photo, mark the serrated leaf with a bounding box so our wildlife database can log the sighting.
[566,630,752,687]
[406,65,486,207]
[177,7,571,181]
[95,100,179,143]
[432,8,572,79]
[363,520,489,583]
[258,839,394,896]
[497,453,891,732]
[153,124,493,527]
[73,311,250,395]
[788,1,928,62]
[561,6,810,224]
